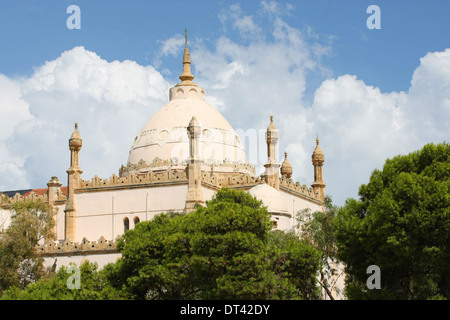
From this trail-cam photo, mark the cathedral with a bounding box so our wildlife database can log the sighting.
[0,35,326,271]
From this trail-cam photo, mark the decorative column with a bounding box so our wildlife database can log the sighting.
[47,176,62,241]
[311,137,326,200]
[185,116,204,213]
[264,115,280,190]
[64,122,83,241]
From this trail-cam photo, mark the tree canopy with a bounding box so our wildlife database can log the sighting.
[0,199,55,295]
[297,195,343,299]
[1,261,121,300]
[335,142,450,299]
[106,187,321,300]
[2,188,321,300]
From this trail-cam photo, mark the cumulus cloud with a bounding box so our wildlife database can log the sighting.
[1,46,170,190]
[0,75,33,190]
[219,4,261,37]
[308,50,450,204]
[191,3,334,185]
[190,3,449,205]
[153,34,185,69]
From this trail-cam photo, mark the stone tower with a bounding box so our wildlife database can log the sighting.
[64,122,83,241]
[311,137,326,200]
[185,116,204,212]
[264,115,280,190]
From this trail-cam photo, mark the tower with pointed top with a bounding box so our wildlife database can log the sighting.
[64,122,83,241]
[311,137,326,200]
[47,176,62,241]
[264,115,280,190]
[181,31,204,212]
[185,116,204,212]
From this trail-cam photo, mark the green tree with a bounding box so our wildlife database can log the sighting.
[335,142,450,299]
[1,261,122,300]
[297,195,343,300]
[107,187,321,300]
[0,199,55,295]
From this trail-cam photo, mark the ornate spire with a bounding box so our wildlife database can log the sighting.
[266,114,279,159]
[69,122,82,149]
[264,114,280,189]
[312,136,324,157]
[267,115,276,131]
[280,151,293,179]
[178,28,196,85]
[65,122,83,241]
[311,135,325,200]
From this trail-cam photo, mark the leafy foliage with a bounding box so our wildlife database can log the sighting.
[1,188,321,300]
[107,187,321,300]
[297,195,343,299]
[1,261,121,300]
[0,199,55,295]
[335,142,450,299]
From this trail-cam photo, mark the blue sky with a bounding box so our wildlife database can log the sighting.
[0,0,449,206]
[2,1,449,91]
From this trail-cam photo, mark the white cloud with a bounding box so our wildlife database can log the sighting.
[0,75,33,190]
[406,49,450,142]
[192,3,332,184]
[1,46,170,190]
[153,34,185,69]
[191,3,449,205]
[307,48,450,204]
[0,75,32,139]
[219,4,261,38]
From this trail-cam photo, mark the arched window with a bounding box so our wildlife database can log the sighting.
[123,217,129,233]
[134,216,140,226]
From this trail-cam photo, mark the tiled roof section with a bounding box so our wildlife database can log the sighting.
[23,188,47,197]
[1,186,68,198]
[1,189,32,197]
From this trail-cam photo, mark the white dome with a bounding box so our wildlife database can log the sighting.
[126,84,248,171]
[248,183,289,215]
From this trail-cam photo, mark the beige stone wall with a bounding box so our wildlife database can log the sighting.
[0,208,11,232]
[42,253,122,271]
[73,184,188,243]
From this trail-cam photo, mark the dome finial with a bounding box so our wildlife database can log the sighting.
[280,150,292,178]
[312,134,323,158]
[178,29,196,85]
[69,121,82,148]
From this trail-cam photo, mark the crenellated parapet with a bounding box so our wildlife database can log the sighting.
[279,175,322,201]
[119,158,186,176]
[0,191,50,208]
[81,169,188,189]
[34,236,119,257]
[200,170,322,203]
[120,157,255,177]
[201,171,263,189]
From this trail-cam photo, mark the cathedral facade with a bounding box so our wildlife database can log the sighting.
[0,38,326,270]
